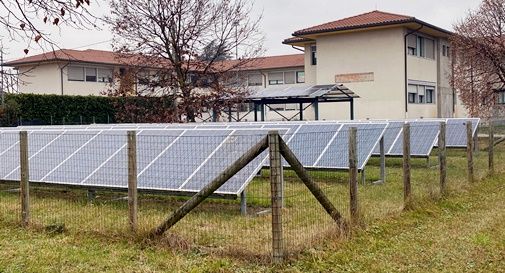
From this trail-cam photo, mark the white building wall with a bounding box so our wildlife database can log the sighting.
[18,63,61,95]
[313,27,406,120]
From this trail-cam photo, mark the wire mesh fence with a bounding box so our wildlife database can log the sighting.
[0,119,501,263]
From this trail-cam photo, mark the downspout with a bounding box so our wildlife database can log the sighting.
[291,45,305,53]
[404,25,423,118]
[60,62,70,95]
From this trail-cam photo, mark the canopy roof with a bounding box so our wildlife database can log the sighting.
[247,84,359,103]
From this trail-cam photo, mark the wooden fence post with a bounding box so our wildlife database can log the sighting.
[489,119,494,175]
[467,122,474,183]
[403,123,412,209]
[268,131,284,264]
[127,131,138,232]
[19,131,29,227]
[439,122,447,196]
[379,136,386,183]
[348,127,359,225]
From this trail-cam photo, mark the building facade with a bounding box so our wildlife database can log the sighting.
[283,10,467,119]
[5,11,472,121]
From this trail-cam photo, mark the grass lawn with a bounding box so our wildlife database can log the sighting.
[0,139,503,272]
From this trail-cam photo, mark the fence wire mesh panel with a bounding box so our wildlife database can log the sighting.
[280,129,350,257]
[136,131,273,259]
[0,118,503,263]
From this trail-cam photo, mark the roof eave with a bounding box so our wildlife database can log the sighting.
[291,18,452,37]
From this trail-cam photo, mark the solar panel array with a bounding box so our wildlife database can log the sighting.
[0,118,479,196]
[0,128,284,196]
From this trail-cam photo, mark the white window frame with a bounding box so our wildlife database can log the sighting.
[407,34,435,60]
[296,71,305,83]
[408,83,436,104]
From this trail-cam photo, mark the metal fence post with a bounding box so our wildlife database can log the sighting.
[19,131,29,227]
[403,123,412,209]
[349,127,359,225]
[467,122,474,183]
[127,131,138,232]
[489,119,494,175]
[439,122,447,196]
[268,131,284,263]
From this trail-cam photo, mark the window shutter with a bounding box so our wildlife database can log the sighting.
[268,72,284,81]
[425,39,435,59]
[284,72,296,84]
[68,66,84,81]
[247,74,262,86]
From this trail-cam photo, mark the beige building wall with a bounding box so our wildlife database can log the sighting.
[18,63,61,95]
[18,62,116,96]
[313,28,406,120]
[303,44,317,85]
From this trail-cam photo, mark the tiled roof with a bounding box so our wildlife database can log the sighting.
[282,36,315,45]
[293,10,414,36]
[4,49,304,71]
[4,49,126,66]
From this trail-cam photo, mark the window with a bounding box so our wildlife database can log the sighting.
[426,88,434,103]
[85,68,97,82]
[424,38,435,59]
[446,46,450,58]
[498,91,505,104]
[442,45,447,57]
[97,68,113,83]
[407,35,417,56]
[296,71,305,83]
[284,71,296,84]
[417,36,425,57]
[247,74,263,86]
[68,66,84,81]
[407,34,435,59]
[310,45,317,65]
[268,72,284,85]
[408,83,435,104]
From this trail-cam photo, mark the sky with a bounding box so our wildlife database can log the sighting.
[1,0,483,62]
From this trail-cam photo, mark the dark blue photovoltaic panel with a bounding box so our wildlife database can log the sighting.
[315,123,387,170]
[372,121,404,155]
[182,129,287,193]
[42,130,126,184]
[284,124,342,166]
[2,131,63,181]
[445,118,480,147]
[17,131,96,181]
[137,129,232,190]
[388,121,440,156]
[84,130,184,188]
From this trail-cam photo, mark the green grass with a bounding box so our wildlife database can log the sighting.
[0,139,503,272]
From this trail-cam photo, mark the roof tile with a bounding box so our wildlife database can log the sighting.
[293,10,414,36]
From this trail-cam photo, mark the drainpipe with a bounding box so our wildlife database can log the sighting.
[404,25,423,118]
[60,62,70,95]
[291,46,305,53]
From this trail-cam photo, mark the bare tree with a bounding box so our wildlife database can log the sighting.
[108,0,263,122]
[451,0,505,118]
[0,0,100,53]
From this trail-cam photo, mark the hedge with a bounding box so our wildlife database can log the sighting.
[0,93,176,127]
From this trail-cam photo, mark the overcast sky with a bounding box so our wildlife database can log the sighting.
[1,0,482,62]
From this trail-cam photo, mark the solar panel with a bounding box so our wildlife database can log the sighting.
[0,128,286,196]
[387,121,440,157]
[314,123,387,170]
[372,121,404,155]
[445,118,480,147]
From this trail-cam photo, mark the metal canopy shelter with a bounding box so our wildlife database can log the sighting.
[246,84,359,121]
